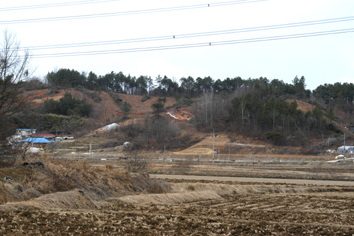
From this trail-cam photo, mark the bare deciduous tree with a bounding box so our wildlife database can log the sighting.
[0,29,32,141]
[192,91,228,130]
[127,151,149,173]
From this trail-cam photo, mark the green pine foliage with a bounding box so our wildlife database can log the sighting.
[107,91,122,104]
[151,101,165,114]
[229,93,333,145]
[12,113,85,132]
[44,93,93,117]
[141,95,151,102]
[46,68,314,100]
[121,101,132,117]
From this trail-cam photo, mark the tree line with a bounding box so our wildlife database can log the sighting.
[45,68,312,99]
[313,82,354,106]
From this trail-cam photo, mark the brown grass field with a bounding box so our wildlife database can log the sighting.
[1,155,354,235]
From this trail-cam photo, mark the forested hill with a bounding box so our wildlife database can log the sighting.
[42,69,354,106]
[44,69,312,99]
[17,68,354,150]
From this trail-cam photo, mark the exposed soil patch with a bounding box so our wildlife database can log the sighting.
[2,179,354,235]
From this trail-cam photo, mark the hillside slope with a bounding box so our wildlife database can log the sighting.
[287,99,353,137]
[28,89,176,127]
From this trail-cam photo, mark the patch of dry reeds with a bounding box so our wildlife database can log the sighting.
[126,151,150,173]
[105,163,113,170]
[0,182,9,204]
[17,156,162,199]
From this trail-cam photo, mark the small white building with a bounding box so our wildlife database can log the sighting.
[16,129,36,137]
[337,146,354,154]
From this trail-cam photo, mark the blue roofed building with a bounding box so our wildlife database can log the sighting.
[22,137,54,148]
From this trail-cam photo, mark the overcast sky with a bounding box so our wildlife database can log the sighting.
[1,0,354,91]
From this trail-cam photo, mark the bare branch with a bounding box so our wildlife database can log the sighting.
[0,29,33,140]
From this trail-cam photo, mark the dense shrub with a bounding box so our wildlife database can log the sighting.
[80,88,102,103]
[174,94,193,108]
[48,88,60,94]
[99,141,122,148]
[141,95,151,102]
[265,132,284,145]
[107,91,122,104]
[12,113,85,132]
[44,93,93,117]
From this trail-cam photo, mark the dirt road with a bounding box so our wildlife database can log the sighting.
[150,174,354,186]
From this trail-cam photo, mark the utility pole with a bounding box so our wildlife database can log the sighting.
[75,131,76,153]
[212,129,215,162]
[344,132,346,153]
[90,130,93,158]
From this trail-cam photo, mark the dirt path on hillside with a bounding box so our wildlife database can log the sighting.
[150,174,354,186]
[172,134,230,155]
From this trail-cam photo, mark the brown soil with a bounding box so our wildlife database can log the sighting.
[173,134,230,155]
[170,132,321,158]
[1,177,354,235]
[287,99,315,113]
[151,160,354,181]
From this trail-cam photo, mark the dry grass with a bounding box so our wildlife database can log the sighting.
[117,190,222,205]
[105,163,113,170]
[173,134,230,155]
[0,183,8,204]
[116,180,354,206]
[0,189,97,212]
[0,155,170,209]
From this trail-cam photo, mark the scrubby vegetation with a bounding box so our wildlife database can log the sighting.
[107,90,122,104]
[13,113,85,132]
[44,93,93,117]
[141,95,151,102]
[117,116,200,150]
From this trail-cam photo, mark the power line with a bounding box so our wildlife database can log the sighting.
[0,0,267,24]
[0,0,122,11]
[31,28,354,58]
[25,16,354,50]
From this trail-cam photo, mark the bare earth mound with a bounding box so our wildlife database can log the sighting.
[173,134,230,155]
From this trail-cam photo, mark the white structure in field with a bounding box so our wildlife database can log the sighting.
[337,146,354,154]
[103,123,119,131]
[123,142,131,149]
[7,135,22,142]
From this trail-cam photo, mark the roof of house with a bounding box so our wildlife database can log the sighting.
[32,133,55,137]
[22,138,53,144]
[16,129,36,132]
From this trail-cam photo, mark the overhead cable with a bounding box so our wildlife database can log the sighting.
[0,0,122,11]
[31,28,354,58]
[0,0,267,24]
[25,16,354,50]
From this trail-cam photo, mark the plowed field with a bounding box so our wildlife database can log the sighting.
[1,178,354,235]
